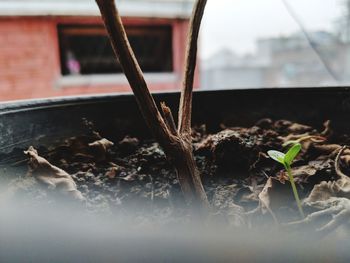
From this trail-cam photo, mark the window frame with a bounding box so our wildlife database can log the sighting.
[55,21,178,89]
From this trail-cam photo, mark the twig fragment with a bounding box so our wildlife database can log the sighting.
[161,102,178,136]
[178,0,208,136]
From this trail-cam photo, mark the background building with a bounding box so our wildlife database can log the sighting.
[0,0,196,100]
[202,30,350,90]
[202,0,350,90]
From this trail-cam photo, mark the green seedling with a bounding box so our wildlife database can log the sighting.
[267,143,305,218]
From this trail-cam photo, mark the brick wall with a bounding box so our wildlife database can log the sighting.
[0,18,60,100]
[0,16,196,101]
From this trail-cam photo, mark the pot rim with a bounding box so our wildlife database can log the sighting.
[1,86,349,115]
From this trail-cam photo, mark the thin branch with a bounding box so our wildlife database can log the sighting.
[161,102,178,136]
[95,0,171,144]
[178,0,208,136]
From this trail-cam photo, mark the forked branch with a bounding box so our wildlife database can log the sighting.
[96,0,209,210]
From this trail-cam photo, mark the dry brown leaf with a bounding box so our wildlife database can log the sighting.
[291,165,318,178]
[89,138,114,149]
[305,181,341,203]
[287,123,313,133]
[274,120,312,134]
[24,146,85,201]
[305,171,350,203]
[300,147,349,204]
[279,133,326,152]
[289,159,333,185]
[307,146,350,203]
[88,138,114,161]
[287,147,350,236]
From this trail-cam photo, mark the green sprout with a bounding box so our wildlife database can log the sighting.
[267,143,305,218]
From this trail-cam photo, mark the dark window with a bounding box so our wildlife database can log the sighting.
[58,24,173,76]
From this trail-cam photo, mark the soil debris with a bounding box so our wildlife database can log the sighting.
[2,118,350,233]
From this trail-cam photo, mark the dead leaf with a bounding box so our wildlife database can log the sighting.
[291,165,318,178]
[287,147,350,236]
[279,133,326,153]
[288,123,313,133]
[274,120,312,134]
[305,172,350,203]
[24,146,85,201]
[88,138,114,161]
[305,146,350,206]
[289,159,333,185]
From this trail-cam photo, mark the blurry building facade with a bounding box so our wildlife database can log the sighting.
[202,31,350,89]
[0,0,196,100]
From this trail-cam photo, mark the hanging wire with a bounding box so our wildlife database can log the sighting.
[282,0,339,83]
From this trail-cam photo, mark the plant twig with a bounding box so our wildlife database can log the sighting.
[96,0,209,210]
[161,102,178,136]
[178,0,208,136]
[95,0,170,144]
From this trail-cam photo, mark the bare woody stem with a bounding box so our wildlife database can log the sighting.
[175,0,209,210]
[95,0,209,210]
[95,0,170,144]
[178,0,208,136]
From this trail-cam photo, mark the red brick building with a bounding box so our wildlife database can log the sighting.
[0,0,197,101]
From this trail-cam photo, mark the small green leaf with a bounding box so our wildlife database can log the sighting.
[267,150,285,164]
[284,143,302,166]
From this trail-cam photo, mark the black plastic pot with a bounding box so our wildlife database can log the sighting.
[1,87,350,262]
[1,87,350,156]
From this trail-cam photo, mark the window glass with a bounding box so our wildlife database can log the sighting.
[58,25,173,76]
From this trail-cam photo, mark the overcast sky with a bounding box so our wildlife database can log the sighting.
[200,0,344,59]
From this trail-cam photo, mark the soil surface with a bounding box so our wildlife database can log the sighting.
[1,118,350,233]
